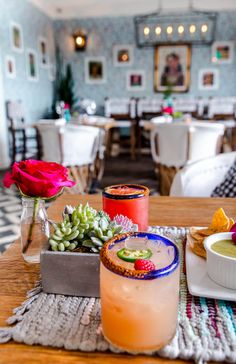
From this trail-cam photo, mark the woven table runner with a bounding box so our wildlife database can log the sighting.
[0,226,236,364]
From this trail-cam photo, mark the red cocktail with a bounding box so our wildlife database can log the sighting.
[102,184,149,231]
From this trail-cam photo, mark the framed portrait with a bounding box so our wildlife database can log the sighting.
[154,44,191,93]
[126,70,145,91]
[198,68,219,90]
[113,45,134,67]
[212,41,234,64]
[5,56,16,79]
[26,49,38,81]
[85,57,106,84]
[48,63,56,81]
[10,21,24,53]
[38,36,48,67]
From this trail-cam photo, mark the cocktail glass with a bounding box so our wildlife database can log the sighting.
[102,184,149,231]
[100,232,180,352]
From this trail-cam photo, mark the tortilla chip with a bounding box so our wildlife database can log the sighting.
[209,208,229,231]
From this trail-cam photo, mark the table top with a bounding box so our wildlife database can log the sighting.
[33,117,117,131]
[142,119,236,131]
[1,194,235,364]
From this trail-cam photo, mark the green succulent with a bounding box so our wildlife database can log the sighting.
[48,203,124,253]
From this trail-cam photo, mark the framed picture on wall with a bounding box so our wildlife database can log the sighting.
[126,70,145,91]
[212,41,234,64]
[5,56,16,79]
[38,36,48,67]
[10,21,24,53]
[85,57,106,84]
[198,68,219,90]
[113,45,134,67]
[26,49,38,81]
[154,44,191,92]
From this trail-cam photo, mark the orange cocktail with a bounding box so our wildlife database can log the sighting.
[100,232,180,352]
[102,184,149,231]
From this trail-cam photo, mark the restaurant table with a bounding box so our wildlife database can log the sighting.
[1,195,236,364]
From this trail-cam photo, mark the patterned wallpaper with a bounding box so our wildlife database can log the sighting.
[1,4,236,168]
[0,0,55,124]
[54,12,236,107]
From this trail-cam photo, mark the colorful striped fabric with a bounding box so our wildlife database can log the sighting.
[0,226,235,363]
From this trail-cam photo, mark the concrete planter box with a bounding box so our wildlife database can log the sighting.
[40,246,100,297]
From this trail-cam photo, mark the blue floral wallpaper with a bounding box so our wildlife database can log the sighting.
[0,3,236,168]
[54,12,236,107]
[0,0,55,124]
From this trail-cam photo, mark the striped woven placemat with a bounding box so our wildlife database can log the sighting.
[0,226,235,364]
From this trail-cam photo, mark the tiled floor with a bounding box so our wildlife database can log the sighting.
[0,153,158,254]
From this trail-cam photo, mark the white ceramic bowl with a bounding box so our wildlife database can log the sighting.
[204,232,236,290]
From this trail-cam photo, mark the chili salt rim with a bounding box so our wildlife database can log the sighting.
[100,232,180,280]
[102,184,149,200]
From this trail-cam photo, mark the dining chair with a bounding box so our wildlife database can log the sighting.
[172,97,198,117]
[170,152,236,197]
[150,121,225,195]
[208,97,236,119]
[137,98,163,120]
[104,97,137,159]
[36,123,101,193]
[6,100,38,163]
[136,98,163,154]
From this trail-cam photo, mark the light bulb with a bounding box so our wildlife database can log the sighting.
[143,26,150,36]
[167,26,173,35]
[201,24,208,33]
[76,36,84,46]
[178,25,184,34]
[189,25,196,34]
[155,26,162,35]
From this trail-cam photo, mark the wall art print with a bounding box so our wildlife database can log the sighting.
[212,41,234,64]
[85,57,106,84]
[10,21,24,53]
[126,70,145,91]
[26,49,38,81]
[198,68,219,90]
[113,44,134,67]
[38,36,48,67]
[154,44,191,93]
[5,55,16,79]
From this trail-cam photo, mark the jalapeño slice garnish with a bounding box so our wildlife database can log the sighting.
[117,248,152,262]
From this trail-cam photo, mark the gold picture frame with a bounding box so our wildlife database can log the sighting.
[154,44,191,93]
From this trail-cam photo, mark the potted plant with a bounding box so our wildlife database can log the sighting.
[41,204,136,297]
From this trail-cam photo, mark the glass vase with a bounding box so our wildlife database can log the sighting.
[21,197,50,263]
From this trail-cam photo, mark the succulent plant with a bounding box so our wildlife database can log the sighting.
[113,214,137,232]
[48,203,128,253]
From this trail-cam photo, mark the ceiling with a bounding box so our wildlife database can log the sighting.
[30,0,236,19]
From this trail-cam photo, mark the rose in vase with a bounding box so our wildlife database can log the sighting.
[3,160,75,261]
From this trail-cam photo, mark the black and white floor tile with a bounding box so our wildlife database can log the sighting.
[0,187,21,254]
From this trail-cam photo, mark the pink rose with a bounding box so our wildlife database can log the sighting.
[3,160,75,198]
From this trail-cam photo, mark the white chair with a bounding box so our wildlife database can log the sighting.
[104,97,136,159]
[172,98,198,115]
[208,97,236,119]
[137,98,163,119]
[150,122,224,195]
[36,123,101,193]
[170,152,236,197]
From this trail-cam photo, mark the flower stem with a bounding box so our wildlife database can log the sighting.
[22,198,39,254]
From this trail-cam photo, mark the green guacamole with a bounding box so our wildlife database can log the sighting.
[211,239,236,258]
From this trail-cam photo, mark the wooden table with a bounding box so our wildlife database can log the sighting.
[1,195,236,364]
